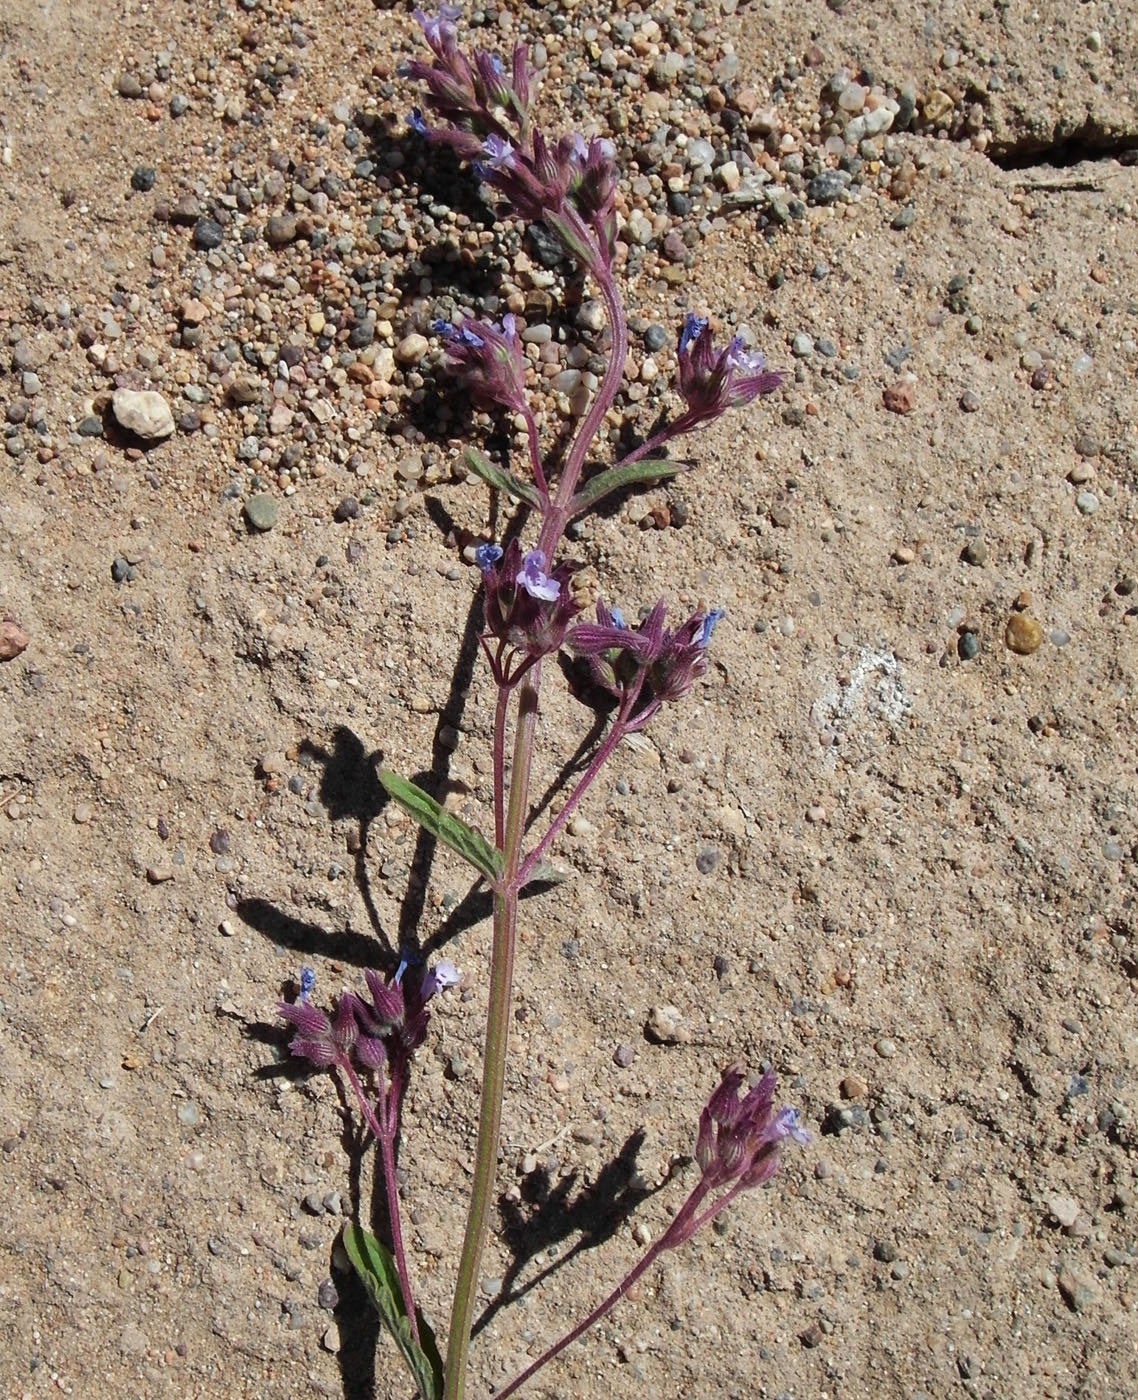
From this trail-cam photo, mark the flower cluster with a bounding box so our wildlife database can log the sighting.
[567,599,725,724]
[405,7,616,268]
[432,314,528,415]
[674,315,784,429]
[476,537,580,680]
[279,958,460,1078]
[695,1064,809,1194]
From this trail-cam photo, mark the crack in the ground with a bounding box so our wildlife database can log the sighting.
[986,120,1138,170]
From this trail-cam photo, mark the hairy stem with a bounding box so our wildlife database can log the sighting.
[341,1058,420,1344]
[516,709,631,886]
[537,244,628,558]
[444,672,541,1400]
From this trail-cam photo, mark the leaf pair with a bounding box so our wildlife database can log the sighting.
[464,445,687,518]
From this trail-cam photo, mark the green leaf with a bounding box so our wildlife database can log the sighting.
[523,859,570,890]
[569,459,690,518]
[342,1225,443,1400]
[379,769,503,884]
[463,446,541,508]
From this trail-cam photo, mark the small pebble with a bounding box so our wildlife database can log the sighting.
[957,631,980,661]
[645,1005,689,1045]
[131,165,156,193]
[112,388,174,441]
[1005,614,1043,656]
[244,494,279,531]
[874,1037,897,1058]
[192,217,224,251]
[883,381,915,414]
[1075,491,1098,515]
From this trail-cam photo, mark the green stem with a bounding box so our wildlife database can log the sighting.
[443,672,541,1400]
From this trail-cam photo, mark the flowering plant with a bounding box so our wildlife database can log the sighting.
[275,9,798,1398]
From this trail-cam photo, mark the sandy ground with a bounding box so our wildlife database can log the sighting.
[1,2,1136,1398]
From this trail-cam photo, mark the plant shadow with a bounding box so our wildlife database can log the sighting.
[472,1129,664,1339]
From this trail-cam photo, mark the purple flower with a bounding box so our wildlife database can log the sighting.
[412,4,462,54]
[479,538,580,673]
[434,314,528,415]
[567,600,726,720]
[675,318,782,427]
[407,107,430,136]
[694,1064,807,1193]
[516,549,560,602]
[697,607,725,647]
[420,958,462,1001]
[480,133,516,170]
[475,542,503,572]
[299,966,316,1003]
[678,313,708,355]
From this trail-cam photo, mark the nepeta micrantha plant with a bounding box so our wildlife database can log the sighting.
[276,9,804,1398]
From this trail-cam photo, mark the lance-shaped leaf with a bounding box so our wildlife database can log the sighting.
[379,769,503,884]
[342,1225,443,1400]
[569,458,690,518]
[464,446,541,508]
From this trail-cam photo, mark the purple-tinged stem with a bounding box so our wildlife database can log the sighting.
[537,244,628,559]
[521,407,547,498]
[494,1180,713,1400]
[516,703,635,887]
[341,1057,420,1345]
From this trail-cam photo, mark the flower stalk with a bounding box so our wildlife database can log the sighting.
[274,8,794,1399]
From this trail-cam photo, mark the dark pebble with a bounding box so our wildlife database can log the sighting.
[348,320,374,348]
[317,1279,340,1311]
[874,1239,899,1263]
[333,496,360,522]
[644,324,667,352]
[695,843,720,874]
[960,388,980,412]
[209,828,231,855]
[800,1323,823,1349]
[961,539,988,567]
[612,1043,635,1068]
[884,345,912,370]
[667,191,692,216]
[170,94,190,117]
[192,217,224,251]
[1074,433,1098,458]
[78,415,104,437]
[526,222,566,268]
[131,165,156,193]
[111,556,135,583]
[117,72,143,99]
[806,170,850,205]
[891,205,916,230]
[957,631,980,661]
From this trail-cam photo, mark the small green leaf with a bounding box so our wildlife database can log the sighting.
[523,859,570,890]
[379,769,503,884]
[463,446,541,508]
[343,1225,443,1400]
[569,459,690,518]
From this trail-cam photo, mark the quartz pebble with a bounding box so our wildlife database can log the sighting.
[112,389,175,440]
[645,1005,689,1045]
